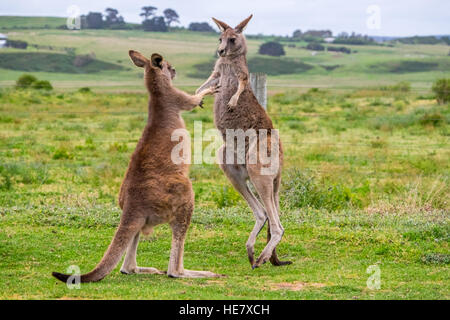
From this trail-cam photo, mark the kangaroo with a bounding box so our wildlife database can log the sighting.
[196,15,292,269]
[52,50,221,283]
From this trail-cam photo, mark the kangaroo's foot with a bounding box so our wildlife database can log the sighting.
[167,269,224,278]
[120,266,166,275]
[269,249,292,267]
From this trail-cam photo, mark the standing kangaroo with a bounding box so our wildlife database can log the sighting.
[52,50,221,283]
[196,15,292,269]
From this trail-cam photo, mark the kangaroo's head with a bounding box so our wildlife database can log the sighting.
[129,50,176,89]
[212,15,253,58]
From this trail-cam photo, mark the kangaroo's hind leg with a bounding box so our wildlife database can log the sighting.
[120,227,165,275]
[167,203,222,278]
[268,172,292,266]
[218,145,267,266]
[246,138,287,269]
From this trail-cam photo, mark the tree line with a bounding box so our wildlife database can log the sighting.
[79,6,216,33]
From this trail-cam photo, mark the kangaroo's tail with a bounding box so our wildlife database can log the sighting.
[52,219,142,283]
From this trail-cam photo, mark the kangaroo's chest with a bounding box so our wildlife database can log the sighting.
[218,62,239,91]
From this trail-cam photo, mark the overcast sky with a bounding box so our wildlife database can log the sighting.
[1,0,449,37]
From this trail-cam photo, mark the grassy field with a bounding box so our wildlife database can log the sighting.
[0,16,449,300]
[0,16,66,29]
[0,86,448,299]
[0,16,449,91]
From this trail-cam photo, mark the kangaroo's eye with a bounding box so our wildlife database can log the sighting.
[219,38,222,43]
[230,38,236,44]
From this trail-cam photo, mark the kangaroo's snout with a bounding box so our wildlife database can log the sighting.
[218,49,226,57]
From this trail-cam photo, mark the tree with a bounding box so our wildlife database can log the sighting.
[140,6,157,21]
[85,12,103,29]
[292,29,302,38]
[6,40,28,49]
[258,42,285,57]
[32,80,53,91]
[327,46,351,54]
[163,9,179,27]
[143,16,167,32]
[306,42,325,51]
[104,8,125,28]
[16,74,38,89]
[432,78,450,104]
[188,22,215,32]
[105,8,119,24]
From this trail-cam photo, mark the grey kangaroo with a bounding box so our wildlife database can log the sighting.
[196,15,292,269]
[52,50,221,283]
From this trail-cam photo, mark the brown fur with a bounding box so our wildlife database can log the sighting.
[197,15,292,269]
[52,51,221,283]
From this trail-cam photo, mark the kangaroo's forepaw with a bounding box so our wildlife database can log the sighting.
[227,96,238,109]
[212,84,221,94]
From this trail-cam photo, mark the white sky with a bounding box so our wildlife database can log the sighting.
[0,0,449,37]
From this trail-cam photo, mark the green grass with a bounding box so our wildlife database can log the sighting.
[190,57,314,78]
[0,17,449,299]
[0,16,66,29]
[0,21,449,90]
[0,87,448,299]
[0,52,124,73]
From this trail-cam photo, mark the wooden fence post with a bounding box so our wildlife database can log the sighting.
[250,73,267,110]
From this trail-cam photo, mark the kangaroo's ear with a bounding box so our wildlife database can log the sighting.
[129,50,148,68]
[151,53,164,69]
[212,17,231,33]
[235,14,253,33]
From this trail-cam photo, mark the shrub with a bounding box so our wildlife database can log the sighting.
[78,87,92,94]
[32,80,53,90]
[378,81,411,92]
[327,46,351,54]
[52,147,73,160]
[391,81,411,92]
[16,74,38,88]
[421,253,450,265]
[188,22,215,32]
[212,186,241,208]
[306,42,325,51]
[419,112,445,127]
[6,39,28,49]
[258,42,285,57]
[432,78,450,104]
[281,169,364,211]
[142,16,168,32]
[15,74,53,90]
[73,53,95,67]
[108,142,128,153]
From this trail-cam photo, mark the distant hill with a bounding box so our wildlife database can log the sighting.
[0,16,66,30]
[370,34,450,43]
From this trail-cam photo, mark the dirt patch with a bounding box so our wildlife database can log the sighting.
[271,281,326,291]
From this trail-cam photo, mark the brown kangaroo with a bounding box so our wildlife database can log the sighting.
[196,15,292,269]
[52,50,221,283]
